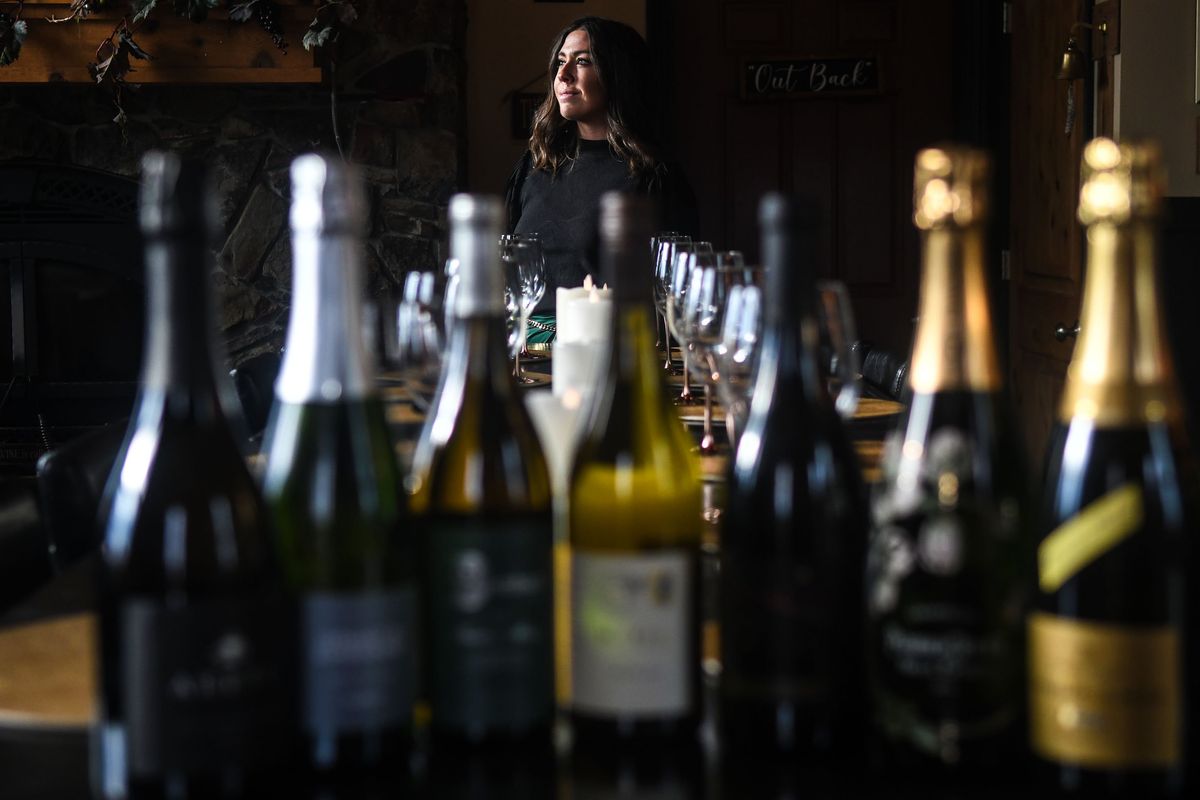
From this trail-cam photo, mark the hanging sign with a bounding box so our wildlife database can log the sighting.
[741,56,882,100]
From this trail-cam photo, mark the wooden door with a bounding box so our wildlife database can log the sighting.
[1008,0,1113,470]
[661,0,956,354]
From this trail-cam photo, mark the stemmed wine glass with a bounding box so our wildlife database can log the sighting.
[816,279,861,418]
[651,232,685,349]
[714,275,861,448]
[382,269,445,412]
[499,237,542,384]
[684,261,756,454]
[502,233,548,361]
[654,235,691,371]
[714,272,765,448]
[666,242,714,404]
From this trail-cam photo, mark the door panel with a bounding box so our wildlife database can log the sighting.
[1009,0,1097,468]
[668,0,955,354]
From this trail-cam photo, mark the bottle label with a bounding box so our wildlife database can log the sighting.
[1029,612,1180,768]
[426,517,554,734]
[1038,484,1143,591]
[571,550,692,717]
[120,596,293,777]
[302,588,416,734]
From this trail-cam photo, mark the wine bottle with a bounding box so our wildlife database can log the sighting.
[865,146,1029,778]
[568,193,703,749]
[96,153,294,799]
[1032,138,1198,797]
[260,155,415,777]
[717,193,867,763]
[408,194,555,750]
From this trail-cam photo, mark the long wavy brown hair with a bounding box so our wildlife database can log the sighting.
[529,17,662,179]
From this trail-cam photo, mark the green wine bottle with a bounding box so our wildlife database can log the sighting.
[866,146,1029,780]
[1032,138,1198,797]
[409,194,555,751]
[96,153,294,800]
[261,154,415,777]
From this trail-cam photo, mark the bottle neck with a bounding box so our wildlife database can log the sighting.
[908,225,1001,394]
[140,238,223,397]
[1059,220,1178,426]
[442,310,514,391]
[760,221,823,400]
[276,232,374,404]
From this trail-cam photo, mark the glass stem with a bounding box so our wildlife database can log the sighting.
[700,382,716,454]
[678,350,693,402]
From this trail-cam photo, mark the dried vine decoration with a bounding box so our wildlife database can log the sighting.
[0,1,28,66]
[302,1,357,160]
[89,19,151,130]
[46,0,99,24]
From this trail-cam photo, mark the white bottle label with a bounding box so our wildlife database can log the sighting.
[571,550,691,717]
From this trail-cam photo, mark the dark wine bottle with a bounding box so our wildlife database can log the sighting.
[1032,138,1198,797]
[865,146,1029,780]
[260,155,415,779]
[408,194,555,752]
[717,193,868,764]
[96,153,294,800]
[567,193,703,754]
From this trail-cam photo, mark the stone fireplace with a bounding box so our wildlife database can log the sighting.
[0,0,466,473]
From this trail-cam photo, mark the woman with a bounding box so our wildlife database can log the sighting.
[505,16,698,340]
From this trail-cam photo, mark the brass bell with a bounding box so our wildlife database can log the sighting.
[1056,37,1088,81]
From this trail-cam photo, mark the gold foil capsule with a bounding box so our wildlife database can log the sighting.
[913,145,990,230]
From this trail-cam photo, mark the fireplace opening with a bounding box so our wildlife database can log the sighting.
[0,163,144,477]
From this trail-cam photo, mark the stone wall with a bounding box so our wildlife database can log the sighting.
[0,0,466,363]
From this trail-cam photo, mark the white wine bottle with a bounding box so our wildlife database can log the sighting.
[1032,138,1198,797]
[261,155,415,778]
[96,153,293,799]
[409,194,555,752]
[866,147,1029,780]
[568,192,703,754]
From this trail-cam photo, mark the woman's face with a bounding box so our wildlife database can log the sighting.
[555,29,608,138]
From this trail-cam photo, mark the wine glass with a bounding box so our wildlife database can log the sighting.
[499,238,541,384]
[816,279,861,419]
[654,235,691,370]
[666,243,714,404]
[383,269,445,412]
[715,277,764,447]
[686,262,760,454]
[502,233,548,361]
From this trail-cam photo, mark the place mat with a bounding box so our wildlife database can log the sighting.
[0,613,95,730]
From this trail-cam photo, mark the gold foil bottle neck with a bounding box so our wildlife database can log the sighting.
[913,145,990,229]
[1060,137,1178,426]
[908,146,1001,393]
[1078,138,1164,226]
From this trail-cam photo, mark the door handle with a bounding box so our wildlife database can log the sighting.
[1054,321,1080,341]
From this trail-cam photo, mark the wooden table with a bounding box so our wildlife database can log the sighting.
[0,357,904,800]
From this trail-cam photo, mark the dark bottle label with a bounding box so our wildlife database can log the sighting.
[302,588,417,734]
[120,596,294,777]
[868,427,1024,762]
[426,517,554,736]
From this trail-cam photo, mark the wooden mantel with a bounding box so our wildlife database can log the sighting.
[0,0,323,84]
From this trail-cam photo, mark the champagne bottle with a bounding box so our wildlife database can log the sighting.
[717,194,867,763]
[568,193,703,750]
[260,155,415,777]
[865,146,1029,778]
[1032,138,1198,796]
[96,153,294,799]
[409,194,555,749]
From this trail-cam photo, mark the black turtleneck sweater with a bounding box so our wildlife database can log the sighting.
[507,139,697,311]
